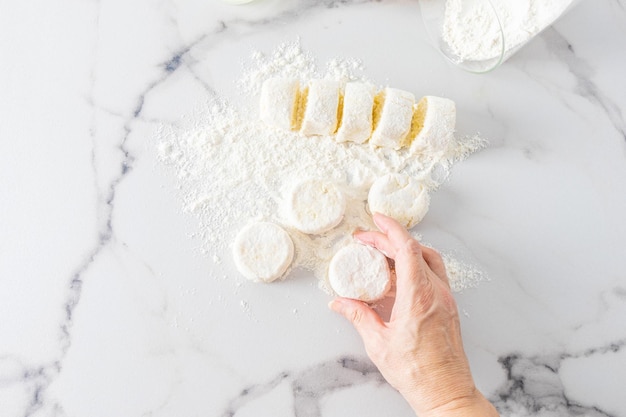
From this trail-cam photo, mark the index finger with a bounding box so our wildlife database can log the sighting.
[354,213,414,259]
[391,238,431,321]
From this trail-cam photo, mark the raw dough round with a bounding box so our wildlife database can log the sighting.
[328,243,391,302]
[367,173,430,228]
[232,222,294,283]
[287,179,346,234]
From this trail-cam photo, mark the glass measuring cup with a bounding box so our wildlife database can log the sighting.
[420,0,583,73]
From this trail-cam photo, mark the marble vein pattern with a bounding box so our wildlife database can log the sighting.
[1,0,626,417]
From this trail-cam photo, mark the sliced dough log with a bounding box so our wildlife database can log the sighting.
[369,88,415,150]
[287,179,345,234]
[408,96,456,154]
[328,243,391,302]
[335,82,376,144]
[233,222,294,283]
[300,79,341,136]
[259,78,300,131]
[368,173,430,228]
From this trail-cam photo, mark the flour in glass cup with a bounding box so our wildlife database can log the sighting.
[156,39,488,294]
[442,0,574,62]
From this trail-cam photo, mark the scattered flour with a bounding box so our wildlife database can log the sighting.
[442,0,574,62]
[443,254,489,292]
[156,39,488,294]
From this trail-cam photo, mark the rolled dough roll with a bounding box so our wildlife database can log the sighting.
[232,222,294,283]
[328,243,391,302]
[369,88,415,150]
[300,79,341,136]
[259,78,300,131]
[408,96,456,154]
[335,82,376,144]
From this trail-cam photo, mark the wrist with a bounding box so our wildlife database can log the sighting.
[420,390,499,417]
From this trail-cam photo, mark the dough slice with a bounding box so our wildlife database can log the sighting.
[300,79,341,136]
[328,243,391,302]
[287,179,345,234]
[368,173,430,228]
[259,78,300,131]
[369,87,415,149]
[233,222,294,283]
[408,96,456,154]
[335,82,376,144]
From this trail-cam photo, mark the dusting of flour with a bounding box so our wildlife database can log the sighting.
[156,39,488,294]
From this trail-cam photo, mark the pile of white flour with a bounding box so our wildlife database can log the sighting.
[442,0,574,62]
[156,40,488,293]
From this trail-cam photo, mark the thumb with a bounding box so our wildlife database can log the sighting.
[329,298,385,340]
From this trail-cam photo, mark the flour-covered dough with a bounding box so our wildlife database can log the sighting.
[368,173,430,228]
[259,78,300,131]
[328,243,391,302]
[300,79,341,136]
[233,222,294,283]
[335,82,376,144]
[369,88,415,149]
[408,96,456,154]
[287,179,346,234]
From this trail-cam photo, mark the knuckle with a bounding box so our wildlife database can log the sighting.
[405,239,422,256]
[349,307,364,325]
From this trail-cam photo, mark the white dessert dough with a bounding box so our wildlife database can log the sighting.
[368,173,430,228]
[328,243,391,302]
[232,222,294,283]
[408,96,456,154]
[259,78,300,131]
[335,82,376,144]
[287,179,346,234]
[369,88,415,149]
[300,79,341,136]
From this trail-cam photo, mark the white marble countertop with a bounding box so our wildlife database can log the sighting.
[2,0,626,416]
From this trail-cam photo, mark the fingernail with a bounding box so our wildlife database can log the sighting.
[353,232,366,243]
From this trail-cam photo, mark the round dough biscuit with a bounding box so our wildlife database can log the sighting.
[287,179,346,234]
[328,243,391,302]
[368,173,430,228]
[233,222,294,283]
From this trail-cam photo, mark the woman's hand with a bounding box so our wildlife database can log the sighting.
[329,213,498,417]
